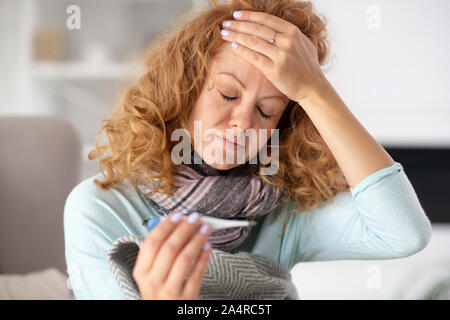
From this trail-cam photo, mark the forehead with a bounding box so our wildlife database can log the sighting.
[211,45,256,79]
[210,45,282,94]
[212,46,270,85]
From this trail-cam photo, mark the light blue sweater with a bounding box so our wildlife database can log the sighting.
[63,162,432,299]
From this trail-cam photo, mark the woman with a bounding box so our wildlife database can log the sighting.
[64,0,432,300]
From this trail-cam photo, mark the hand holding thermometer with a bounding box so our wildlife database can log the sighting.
[136,212,244,299]
[143,212,257,232]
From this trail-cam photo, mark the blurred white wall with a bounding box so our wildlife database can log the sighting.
[313,0,450,146]
[0,0,22,111]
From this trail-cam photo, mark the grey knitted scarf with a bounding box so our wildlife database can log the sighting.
[107,235,299,300]
[136,149,289,252]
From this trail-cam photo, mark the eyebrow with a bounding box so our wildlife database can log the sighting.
[217,71,287,103]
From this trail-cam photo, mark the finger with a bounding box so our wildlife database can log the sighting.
[133,211,184,277]
[182,241,213,299]
[222,20,280,47]
[221,28,276,67]
[164,222,213,293]
[232,10,298,37]
[149,212,203,282]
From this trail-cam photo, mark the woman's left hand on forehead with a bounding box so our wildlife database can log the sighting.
[221,10,330,103]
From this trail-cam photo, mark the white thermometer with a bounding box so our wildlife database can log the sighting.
[144,214,257,231]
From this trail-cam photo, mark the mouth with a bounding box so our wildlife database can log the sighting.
[225,137,243,146]
[222,136,244,151]
[213,134,245,150]
[219,134,245,147]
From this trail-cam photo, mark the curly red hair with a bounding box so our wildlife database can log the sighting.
[88,0,350,236]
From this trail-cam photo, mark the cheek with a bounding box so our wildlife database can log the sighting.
[251,123,279,150]
[195,94,223,124]
[191,94,215,119]
[189,95,221,141]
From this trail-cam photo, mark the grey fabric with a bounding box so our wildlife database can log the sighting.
[0,115,82,274]
[136,149,289,252]
[107,235,299,300]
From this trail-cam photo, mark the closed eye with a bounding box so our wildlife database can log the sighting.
[220,93,271,120]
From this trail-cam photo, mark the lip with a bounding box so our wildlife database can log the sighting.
[213,134,244,146]
[224,137,243,146]
[222,137,243,151]
[214,134,244,150]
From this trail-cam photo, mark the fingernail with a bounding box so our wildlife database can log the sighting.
[233,11,242,19]
[200,223,210,234]
[222,20,231,27]
[170,212,183,223]
[203,242,211,250]
[188,212,200,224]
[145,217,161,231]
[221,29,229,36]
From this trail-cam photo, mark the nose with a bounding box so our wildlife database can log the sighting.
[227,100,254,131]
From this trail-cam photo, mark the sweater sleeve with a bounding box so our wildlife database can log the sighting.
[289,162,432,264]
[63,180,130,300]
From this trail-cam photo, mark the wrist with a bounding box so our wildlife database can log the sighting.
[297,77,335,109]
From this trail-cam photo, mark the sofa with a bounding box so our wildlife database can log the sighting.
[0,115,81,299]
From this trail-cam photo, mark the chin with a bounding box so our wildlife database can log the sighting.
[202,151,249,169]
[208,162,240,171]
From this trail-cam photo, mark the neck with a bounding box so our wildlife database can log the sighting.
[187,149,257,177]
